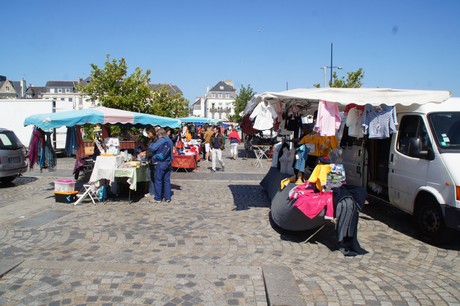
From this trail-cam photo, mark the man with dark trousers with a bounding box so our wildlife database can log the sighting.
[148,128,174,203]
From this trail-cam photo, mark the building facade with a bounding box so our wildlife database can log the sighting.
[0,75,27,99]
[192,80,237,121]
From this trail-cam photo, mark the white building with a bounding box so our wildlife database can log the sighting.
[192,80,237,121]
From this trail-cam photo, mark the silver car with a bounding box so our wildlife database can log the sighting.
[0,128,28,183]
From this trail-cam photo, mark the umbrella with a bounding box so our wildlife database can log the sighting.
[178,116,212,124]
[24,106,181,130]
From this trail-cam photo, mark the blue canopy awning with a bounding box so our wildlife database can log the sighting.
[24,106,181,130]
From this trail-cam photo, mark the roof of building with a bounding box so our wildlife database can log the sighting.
[45,80,77,87]
[149,83,182,95]
[209,80,236,92]
[25,86,47,94]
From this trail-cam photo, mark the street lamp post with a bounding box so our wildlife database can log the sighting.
[320,43,342,87]
[320,66,327,88]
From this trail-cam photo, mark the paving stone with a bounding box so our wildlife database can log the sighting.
[0,146,460,305]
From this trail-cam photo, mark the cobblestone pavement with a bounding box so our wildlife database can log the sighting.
[1,146,460,305]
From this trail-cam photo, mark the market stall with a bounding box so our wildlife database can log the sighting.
[24,106,181,204]
[246,87,451,255]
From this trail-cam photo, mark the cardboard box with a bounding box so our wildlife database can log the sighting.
[55,191,78,203]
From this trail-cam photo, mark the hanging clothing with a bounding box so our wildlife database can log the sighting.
[314,100,342,136]
[346,107,364,138]
[361,104,398,139]
[294,144,310,172]
[332,184,368,256]
[300,133,338,158]
[37,132,57,170]
[240,114,260,135]
[28,128,45,169]
[65,126,77,157]
[249,102,278,131]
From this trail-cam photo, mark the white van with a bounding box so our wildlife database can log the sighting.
[341,97,460,240]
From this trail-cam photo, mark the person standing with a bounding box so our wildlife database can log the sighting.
[210,126,225,172]
[203,125,214,162]
[148,128,174,203]
[227,126,241,160]
[140,126,159,198]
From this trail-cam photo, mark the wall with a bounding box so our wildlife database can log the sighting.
[0,100,53,147]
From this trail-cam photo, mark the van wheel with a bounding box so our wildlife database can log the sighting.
[414,196,445,243]
[0,176,16,184]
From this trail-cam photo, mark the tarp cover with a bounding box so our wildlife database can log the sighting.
[24,106,181,130]
[178,116,212,124]
[244,87,452,115]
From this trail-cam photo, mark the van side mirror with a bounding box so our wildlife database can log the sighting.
[409,137,434,160]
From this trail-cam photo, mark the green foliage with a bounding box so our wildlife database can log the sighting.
[146,85,190,118]
[313,68,364,88]
[77,55,152,111]
[228,84,256,123]
[76,55,190,138]
[331,68,364,88]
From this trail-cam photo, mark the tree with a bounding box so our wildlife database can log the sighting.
[228,84,256,123]
[147,85,190,118]
[77,55,190,139]
[77,55,152,112]
[313,68,365,88]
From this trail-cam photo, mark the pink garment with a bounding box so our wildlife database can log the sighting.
[291,184,334,219]
[314,100,341,136]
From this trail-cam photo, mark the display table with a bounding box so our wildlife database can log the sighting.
[86,155,148,202]
[89,155,124,184]
[172,154,197,172]
[114,164,148,191]
[114,164,148,202]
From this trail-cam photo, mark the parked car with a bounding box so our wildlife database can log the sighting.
[0,128,28,183]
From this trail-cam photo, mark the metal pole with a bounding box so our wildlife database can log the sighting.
[330,43,333,85]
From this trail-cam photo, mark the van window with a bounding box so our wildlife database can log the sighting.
[0,130,23,150]
[397,115,432,157]
[428,112,460,151]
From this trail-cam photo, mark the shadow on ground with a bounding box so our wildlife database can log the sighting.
[228,184,270,211]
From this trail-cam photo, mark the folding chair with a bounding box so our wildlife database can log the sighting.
[74,183,99,206]
[252,145,270,168]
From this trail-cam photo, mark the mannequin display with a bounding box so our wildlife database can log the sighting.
[278,147,294,175]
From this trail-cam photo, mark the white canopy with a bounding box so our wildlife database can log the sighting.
[244,87,452,115]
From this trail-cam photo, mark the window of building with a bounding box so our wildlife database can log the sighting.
[61,98,65,101]
[212,93,216,98]
[68,98,73,102]
[58,88,62,93]
[218,93,222,98]
[226,94,229,98]
[65,88,71,93]
[5,86,10,91]
[50,88,55,93]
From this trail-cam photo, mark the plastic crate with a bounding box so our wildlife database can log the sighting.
[54,191,78,203]
[54,179,76,192]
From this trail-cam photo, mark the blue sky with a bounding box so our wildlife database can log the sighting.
[3,0,460,103]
